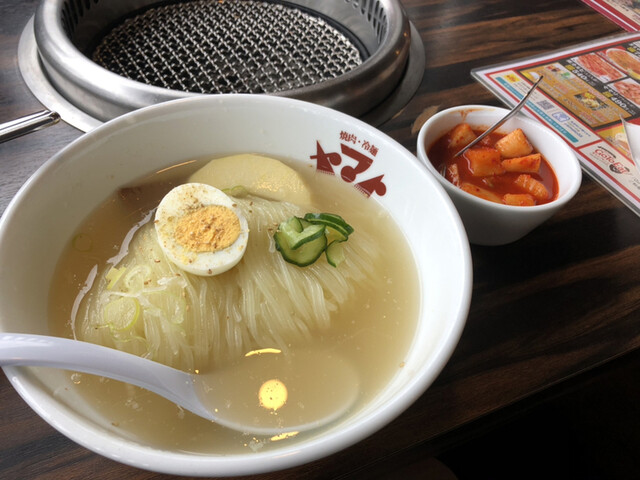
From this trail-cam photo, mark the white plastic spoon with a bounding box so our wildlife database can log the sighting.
[0,333,359,435]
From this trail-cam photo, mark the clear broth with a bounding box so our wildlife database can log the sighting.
[48,158,419,454]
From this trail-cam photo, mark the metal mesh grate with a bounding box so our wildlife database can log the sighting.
[91,0,365,94]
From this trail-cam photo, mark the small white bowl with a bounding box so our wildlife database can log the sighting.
[0,95,472,476]
[416,105,582,246]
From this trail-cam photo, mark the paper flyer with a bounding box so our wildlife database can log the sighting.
[472,32,640,216]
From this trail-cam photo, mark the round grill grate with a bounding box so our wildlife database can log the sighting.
[91,1,365,95]
[25,0,423,127]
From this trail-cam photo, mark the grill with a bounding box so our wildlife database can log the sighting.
[90,1,364,95]
[18,0,424,130]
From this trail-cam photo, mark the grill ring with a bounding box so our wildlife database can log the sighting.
[34,0,412,122]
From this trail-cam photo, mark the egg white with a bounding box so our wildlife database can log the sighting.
[154,183,249,276]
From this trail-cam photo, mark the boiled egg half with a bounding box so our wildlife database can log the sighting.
[154,183,249,276]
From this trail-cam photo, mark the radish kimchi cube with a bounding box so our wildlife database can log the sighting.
[494,128,533,158]
[445,163,461,186]
[515,174,549,201]
[503,193,536,206]
[501,153,542,173]
[460,182,503,203]
[465,147,505,176]
[448,123,477,152]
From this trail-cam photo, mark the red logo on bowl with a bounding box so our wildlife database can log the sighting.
[310,131,387,198]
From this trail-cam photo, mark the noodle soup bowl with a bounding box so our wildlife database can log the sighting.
[0,95,472,476]
[417,105,582,245]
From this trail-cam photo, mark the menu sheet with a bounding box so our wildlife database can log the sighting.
[472,33,640,216]
[581,0,640,31]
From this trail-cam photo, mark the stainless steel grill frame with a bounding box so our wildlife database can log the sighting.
[33,0,414,122]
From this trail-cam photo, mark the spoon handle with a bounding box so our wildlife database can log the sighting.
[0,333,207,417]
[455,75,544,157]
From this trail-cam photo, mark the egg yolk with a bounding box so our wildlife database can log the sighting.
[174,205,241,253]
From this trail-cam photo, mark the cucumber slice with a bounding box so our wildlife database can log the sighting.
[325,225,348,243]
[274,213,354,267]
[279,216,325,249]
[298,218,315,229]
[303,212,354,239]
[274,230,327,267]
[325,241,345,268]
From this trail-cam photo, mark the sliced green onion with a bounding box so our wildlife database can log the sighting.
[222,185,250,197]
[105,267,126,291]
[103,296,140,332]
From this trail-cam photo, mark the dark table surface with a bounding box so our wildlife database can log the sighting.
[1,0,638,479]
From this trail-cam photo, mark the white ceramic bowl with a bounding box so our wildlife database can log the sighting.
[0,95,472,477]
[416,105,582,246]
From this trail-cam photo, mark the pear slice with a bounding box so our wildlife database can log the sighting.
[189,154,312,206]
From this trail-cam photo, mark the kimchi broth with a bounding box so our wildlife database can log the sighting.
[427,123,559,206]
